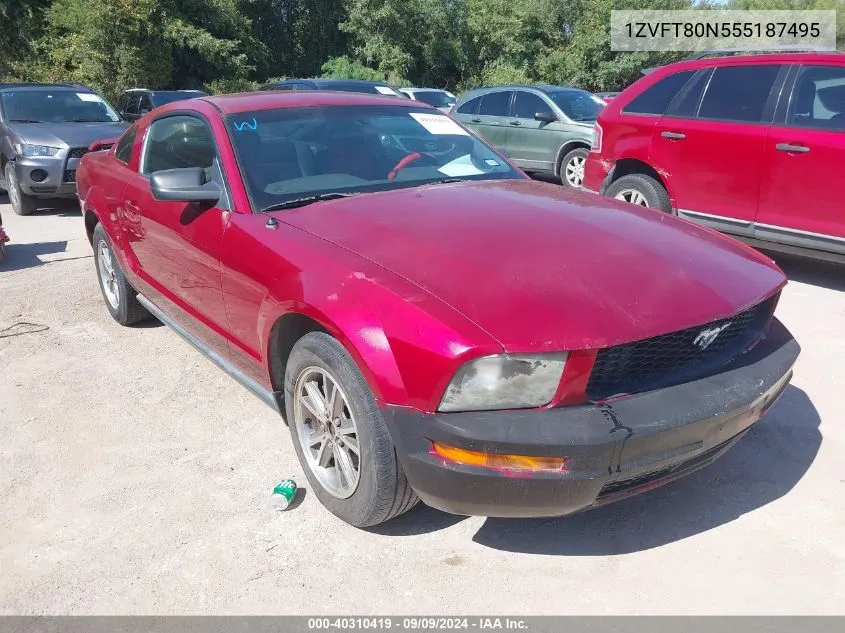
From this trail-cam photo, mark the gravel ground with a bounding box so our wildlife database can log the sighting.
[1,197,843,615]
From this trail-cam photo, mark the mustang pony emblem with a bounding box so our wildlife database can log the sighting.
[693,322,733,350]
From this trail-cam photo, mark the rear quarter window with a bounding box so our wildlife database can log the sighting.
[622,70,696,116]
[456,96,482,115]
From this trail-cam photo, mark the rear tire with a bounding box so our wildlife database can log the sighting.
[605,173,671,212]
[92,223,150,326]
[285,332,418,527]
[559,147,589,189]
[5,163,37,216]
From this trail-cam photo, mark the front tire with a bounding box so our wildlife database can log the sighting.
[605,173,671,212]
[92,223,150,326]
[559,147,589,189]
[285,332,418,527]
[5,163,37,216]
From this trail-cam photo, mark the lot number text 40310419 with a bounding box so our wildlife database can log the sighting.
[307,617,529,630]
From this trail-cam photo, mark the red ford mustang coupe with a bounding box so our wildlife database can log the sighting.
[77,91,799,527]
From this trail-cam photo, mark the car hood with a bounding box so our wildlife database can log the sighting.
[10,121,129,149]
[278,180,786,351]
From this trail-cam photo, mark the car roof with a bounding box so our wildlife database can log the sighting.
[648,51,845,75]
[123,88,207,94]
[0,82,92,92]
[457,84,584,101]
[199,90,436,115]
[271,79,393,87]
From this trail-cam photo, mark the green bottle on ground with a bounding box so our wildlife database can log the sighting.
[270,479,298,510]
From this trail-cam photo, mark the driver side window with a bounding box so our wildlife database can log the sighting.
[141,115,216,176]
[511,91,551,120]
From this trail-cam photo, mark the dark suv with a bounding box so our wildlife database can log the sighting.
[117,89,208,122]
[0,83,127,215]
[583,52,845,263]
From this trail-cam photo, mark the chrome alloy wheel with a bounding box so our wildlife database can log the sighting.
[97,241,120,309]
[293,366,361,499]
[564,155,586,187]
[613,188,649,206]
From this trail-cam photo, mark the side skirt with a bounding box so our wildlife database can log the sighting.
[136,293,280,414]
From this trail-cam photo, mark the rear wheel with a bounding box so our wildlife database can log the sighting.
[5,163,37,216]
[559,147,589,189]
[605,173,671,213]
[285,332,418,527]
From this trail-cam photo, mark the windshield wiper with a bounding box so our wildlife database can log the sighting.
[9,119,43,123]
[432,177,467,184]
[72,118,111,123]
[259,192,355,213]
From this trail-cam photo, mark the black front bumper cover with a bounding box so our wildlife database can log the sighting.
[382,319,799,518]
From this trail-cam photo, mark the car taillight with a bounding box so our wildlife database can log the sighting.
[590,123,602,154]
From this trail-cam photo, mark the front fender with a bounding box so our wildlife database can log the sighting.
[259,255,502,412]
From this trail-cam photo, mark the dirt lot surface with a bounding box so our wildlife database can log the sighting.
[1,197,844,615]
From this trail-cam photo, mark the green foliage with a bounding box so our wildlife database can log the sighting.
[0,0,50,79]
[321,56,386,81]
[5,0,843,100]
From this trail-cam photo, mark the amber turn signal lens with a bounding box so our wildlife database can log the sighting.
[431,442,567,472]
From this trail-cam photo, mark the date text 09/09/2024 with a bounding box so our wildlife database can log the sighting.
[307,618,528,630]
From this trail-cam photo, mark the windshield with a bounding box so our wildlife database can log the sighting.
[413,91,456,108]
[0,90,120,123]
[151,92,206,107]
[546,90,604,122]
[227,105,522,211]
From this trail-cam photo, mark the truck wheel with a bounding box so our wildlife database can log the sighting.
[92,223,150,326]
[605,173,672,212]
[285,332,418,527]
[5,163,37,216]
[559,147,589,189]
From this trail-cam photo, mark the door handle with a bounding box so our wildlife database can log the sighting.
[661,131,686,140]
[471,118,482,123]
[509,120,521,126]
[775,143,810,154]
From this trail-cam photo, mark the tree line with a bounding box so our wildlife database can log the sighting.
[1,0,842,103]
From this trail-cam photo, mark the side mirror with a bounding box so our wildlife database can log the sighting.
[534,111,557,123]
[150,167,220,203]
[494,146,510,158]
[89,137,118,152]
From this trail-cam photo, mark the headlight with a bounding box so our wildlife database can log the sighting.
[439,353,568,412]
[14,143,61,157]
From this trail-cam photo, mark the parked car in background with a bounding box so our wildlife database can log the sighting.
[77,91,798,528]
[260,78,405,98]
[399,87,457,113]
[453,85,601,188]
[583,51,845,263]
[0,82,128,215]
[117,89,208,122]
[594,91,620,103]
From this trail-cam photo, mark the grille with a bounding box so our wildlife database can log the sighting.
[586,294,778,400]
[67,147,89,159]
[63,169,76,183]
